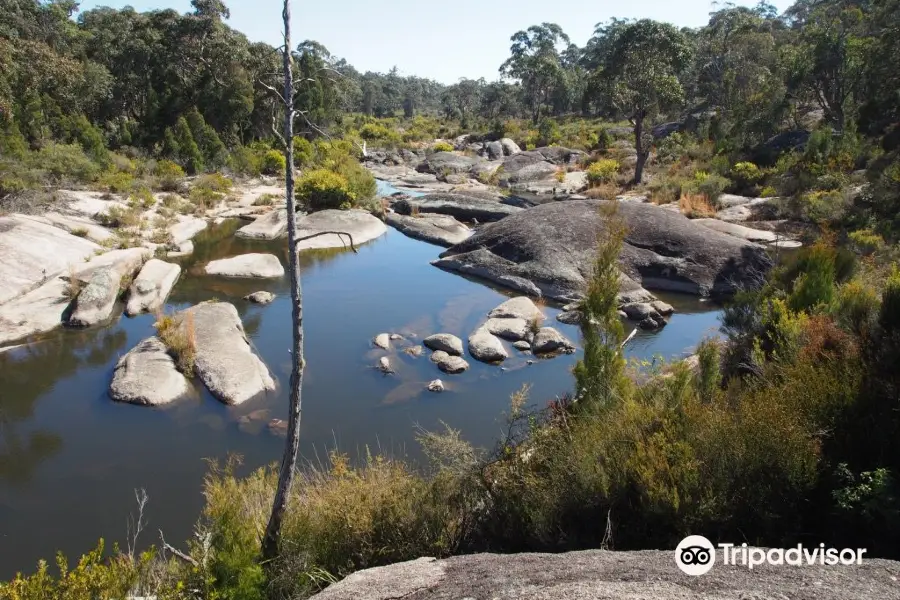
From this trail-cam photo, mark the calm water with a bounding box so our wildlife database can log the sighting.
[0,184,721,578]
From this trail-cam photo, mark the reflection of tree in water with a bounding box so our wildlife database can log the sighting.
[0,326,129,485]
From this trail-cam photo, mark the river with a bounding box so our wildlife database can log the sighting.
[0,182,722,578]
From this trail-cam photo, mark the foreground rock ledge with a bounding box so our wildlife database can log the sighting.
[295,209,387,251]
[174,302,276,405]
[310,549,900,600]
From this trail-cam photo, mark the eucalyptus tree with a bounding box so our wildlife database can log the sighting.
[500,23,572,123]
[597,19,692,183]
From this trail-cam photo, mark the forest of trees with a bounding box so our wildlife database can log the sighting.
[2,0,898,162]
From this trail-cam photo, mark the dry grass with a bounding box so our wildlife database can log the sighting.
[679,193,717,218]
[554,169,566,183]
[154,310,197,375]
[410,204,421,218]
[71,227,89,238]
[64,264,84,300]
[529,297,547,334]
[584,183,619,200]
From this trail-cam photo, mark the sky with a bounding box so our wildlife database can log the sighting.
[76,0,794,84]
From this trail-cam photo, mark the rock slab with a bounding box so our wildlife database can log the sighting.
[309,549,900,600]
[385,212,472,247]
[235,209,288,240]
[468,327,508,363]
[205,254,284,278]
[69,248,150,327]
[295,209,387,251]
[423,333,464,356]
[125,259,181,316]
[175,302,276,405]
[392,193,523,223]
[109,337,191,406]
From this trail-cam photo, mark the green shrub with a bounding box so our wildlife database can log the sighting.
[537,118,561,146]
[229,145,263,176]
[128,186,155,209]
[253,193,278,206]
[848,229,884,254]
[31,143,100,183]
[152,159,185,191]
[760,185,778,197]
[359,122,402,146]
[586,159,619,186]
[96,170,135,193]
[296,169,355,211]
[195,173,233,193]
[331,155,376,202]
[731,161,763,190]
[796,189,849,223]
[261,149,287,176]
[683,171,730,202]
[293,136,314,167]
[432,141,454,153]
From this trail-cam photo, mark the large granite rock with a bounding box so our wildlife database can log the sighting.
[169,216,207,245]
[499,138,521,156]
[485,317,531,342]
[385,212,472,247]
[235,209,288,240]
[693,218,780,244]
[0,214,101,305]
[295,209,387,251]
[392,193,523,223]
[499,153,558,185]
[415,152,480,175]
[205,253,284,278]
[433,200,772,302]
[37,212,114,244]
[173,302,275,404]
[532,326,575,354]
[485,140,504,160]
[109,337,191,406]
[488,297,544,321]
[125,259,181,316]
[309,550,900,600]
[68,248,151,327]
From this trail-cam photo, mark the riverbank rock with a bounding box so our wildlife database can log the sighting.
[468,327,508,363]
[532,327,575,354]
[715,197,775,222]
[423,333,463,356]
[175,302,275,404]
[125,259,181,316]
[378,356,394,374]
[0,277,74,345]
[244,291,275,304]
[109,337,191,406]
[499,153,558,185]
[295,209,387,251]
[385,212,472,247]
[513,340,531,351]
[204,253,284,278]
[37,212,114,244]
[427,379,444,392]
[429,350,469,374]
[0,214,101,305]
[308,549,900,600]
[392,193,523,223]
[500,138,521,156]
[68,248,151,327]
[169,216,207,245]
[235,209,288,240]
[433,200,772,302]
[556,310,582,325]
[415,151,480,175]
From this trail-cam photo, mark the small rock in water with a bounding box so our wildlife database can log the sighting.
[527,359,535,365]
[404,345,425,358]
[268,419,288,436]
[650,300,674,316]
[513,340,531,351]
[423,333,464,356]
[467,327,509,363]
[556,310,582,325]
[378,356,394,374]
[427,379,444,393]
[373,333,391,350]
[389,333,403,340]
[532,327,575,355]
[430,350,470,374]
[244,291,275,304]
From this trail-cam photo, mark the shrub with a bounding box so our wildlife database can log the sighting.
[31,143,100,183]
[293,137,314,167]
[686,171,730,202]
[359,122,402,146]
[96,204,141,229]
[195,173,233,193]
[96,170,135,193]
[432,141,454,153]
[536,118,561,146]
[296,169,355,211]
[261,149,287,176]
[586,159,619,186]
[796,189,849,224]
[253,193,278,206]
[332,157,376,203]
[760,185,778,197]
[731,161,763,190]
[848,229,884,254]
[152,159,185,191]
[128,186,155,210]
[229,146,263,176]
[584,182,619,200]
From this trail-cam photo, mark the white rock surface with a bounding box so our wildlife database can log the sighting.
[125,259,181,316]
[244,291,275,304]
[236,209,288,240]
[37,212,114,244]
[295,209,387,251]
[485,317,532,341]
[694,218,779,243]
[373,333,391,350]
[204,254,284,278]
[169,216,207,245]
[488,297,544,321]
[174,302,276,405]
[68,248,151,327]
[0,214,101,305]
[427,379,444,392]
[109,337,191,406]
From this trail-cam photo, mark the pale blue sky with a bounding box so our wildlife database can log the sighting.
[76,0,793,84]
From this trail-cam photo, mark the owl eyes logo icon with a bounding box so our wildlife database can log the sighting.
[675,535,716,575]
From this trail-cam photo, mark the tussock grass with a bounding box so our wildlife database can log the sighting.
[154,311,197,375]
[679,193,716,218]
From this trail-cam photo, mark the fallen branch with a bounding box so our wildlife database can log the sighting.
[159,530,198,566]
[294,230,359,253]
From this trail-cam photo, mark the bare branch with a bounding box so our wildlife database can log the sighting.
[259,80,287,105]
[158,530,199,566]
[126,488,149,559]
[294,231,359,253]
[271,111,288,148]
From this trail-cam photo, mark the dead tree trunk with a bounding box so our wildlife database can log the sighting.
[261,0,300,564]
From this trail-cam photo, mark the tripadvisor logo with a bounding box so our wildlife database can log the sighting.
[675,536,868,576]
